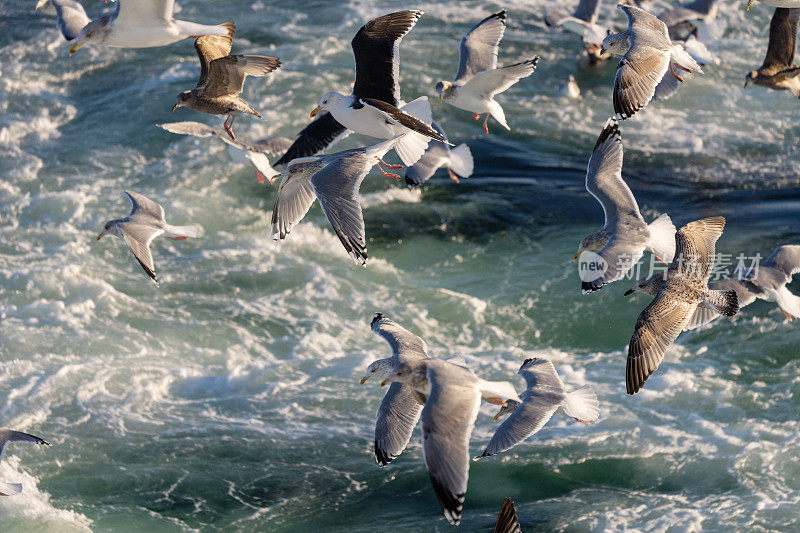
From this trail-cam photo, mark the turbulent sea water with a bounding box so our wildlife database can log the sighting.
[1,0,799,531]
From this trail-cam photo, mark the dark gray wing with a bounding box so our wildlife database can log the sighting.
[116,221,164,285]
[374,383,424,466]
[762,245,800,277]
[670,216,725,282]
[124,190,165,224]
[351,10,423,104]
[194,23,235,89]
[494,497,522,533]
[614,44,671,120]
[761,8,800,72]
[0,429,50,463]
[273,113,349,166]
[310,154,370,265]
[203,55,280,98]
[49,0,91,40]
[270,164,317,240]
[454,10,507,84]
[370,313,429,361]
[421,365,481,526]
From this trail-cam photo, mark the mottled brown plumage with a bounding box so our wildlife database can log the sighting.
[745,8,800,97]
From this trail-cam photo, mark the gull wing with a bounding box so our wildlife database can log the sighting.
[762,245,800,278]
[116,221,164,285]
[454,10,507,84]
[374,383,424,466]
[273,112,349,166]
[669,216,725,282]
[370,313,429,361]
[124,190,165,224]
[194,23,235,89]
[461,58,539,99]
[0,429,50,463]
[116,0,174,27]
[203,55,280,98]
[270,166,317,240]
[761,8,800,72]
[614,43,671,120]
[494,498,522,533]
[50,0,91,40]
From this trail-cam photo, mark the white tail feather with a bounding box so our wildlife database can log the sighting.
[671,45,703,74]
[394,131,429,166]
[562,386,600,423]
[774,287,800,319]
[647,213,676,263]
[175,20,229,38]
[447,144,474,178]
[487,100,510,130]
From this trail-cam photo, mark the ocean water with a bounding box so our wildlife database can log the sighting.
[1,0,799,531]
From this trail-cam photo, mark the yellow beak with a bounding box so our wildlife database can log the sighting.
[97,233,104,241]
[494,413,502,421]
[69,42,83,55]
[310,106,322,118]
[573,252,580,260]
[35,0,47,10]
[439,94,444,103]
[359,377,367,385]
[172,104,180,112]
[746,0,754,9]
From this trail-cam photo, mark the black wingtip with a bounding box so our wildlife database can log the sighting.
[593,119,620,151]
[430,476,465,526]
[581,280,604,293]
[374,441,395,466]
[371,313,385,327]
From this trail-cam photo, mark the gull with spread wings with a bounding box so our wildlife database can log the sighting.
[0,429,50,497]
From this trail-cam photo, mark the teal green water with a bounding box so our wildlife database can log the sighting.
[0,0,799,531]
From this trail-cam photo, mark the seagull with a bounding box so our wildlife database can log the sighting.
[97,191,199,287]
[545,0,609,46]
[574,118,676,293]
[67,0,229,54]
[557,75,582,98]
[35,0,90,41]
[276,11,443,168]
[747,0,800,10]
[687,245,800,328]
[602,4,703,120]
[360,313,430,466]
[435,11,540,134]
[404,121,473,187]
[623,217,739,394]
[658,0,725,42]
[380,357,520,526]
[0,429,50,497]
[744,8,800,98]
[478,358,599,458]
[172,24,280,141]
[271,136,408,265]
[158,121,291,184]
[494,498,522,533]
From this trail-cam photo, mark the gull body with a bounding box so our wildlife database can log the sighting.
[68,0,229,54]
[624,217,739,394]
[744,8,800,97]
[172,24,281,140]
[576,119,676,293]
[687,245,800,327]
[404,121,473,186]
[0,429,50,497]
[97,191,199,286]
[436,11,540,133]
[479,358,599,458]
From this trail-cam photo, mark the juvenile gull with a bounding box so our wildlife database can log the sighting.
[67,0,229,54]
[436,11,540,133]
[602,4,703,119]
[271,136,406,265]
[624,217,739,394]
[687,245,800,327]
[35,0,90,41]
[478,358,599,458]
[276,11,443,168]
[172,25,280,141]
[494,498,522,533]
[97,191,199,287]
[158,121,291,184]
[0,429,50,497]
[744,8,800,97]
[380,357,520,525]
[575,118,676,293]
[360,313,430,466]
[404,121,473,187]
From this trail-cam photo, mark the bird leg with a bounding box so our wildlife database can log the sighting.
[376,162,401,179]
[782,310,795,322]
[483,114,490,134]
[447,168,460,183]
[670,63,685,83]
[654,254,669,266]
[255,171,266,185]
[473,113,480,120]
[377,157,404,170]
[223,114,236,140]
[675,63,693,73]
[485,397,508,407]
[574,417,591,424]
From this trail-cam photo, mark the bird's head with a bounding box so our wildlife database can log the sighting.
[435,80,454,102]
[97,221,115,241]
[601,32,627,57]
[360,358,394,386]
[492,399,520,421]
[624,275,661,297]
[70,18,106,55]
[172,91,191,112]
[573,232,607,260]
[310,92,341,117]
[744,71,758,88]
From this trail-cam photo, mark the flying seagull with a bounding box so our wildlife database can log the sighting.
[574,118,676,293]
[687,245,800,328]
[360,313,430,466]
[172,24,280,140]
[744,8,800,98]
[67,0,229,54]
[0,429,50,497]
[436,10,540,133]
[624,217,739,394]
[275,11,444,168]
[404,121,473,187]
[97,190,199,286]
[602,4,703,119]
[380,357,520,526]
[158,121,291,184]
[271,136,406,265]
[478,358,599,458]
[494,498,522,533]
[35,0,90,41]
